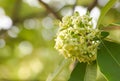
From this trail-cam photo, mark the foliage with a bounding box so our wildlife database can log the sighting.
[0,0,120,81]
[52,0,120,81]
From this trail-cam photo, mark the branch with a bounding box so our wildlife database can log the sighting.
[72,0,77,15]
[38,0,61,20]
[87,0,97,12]
[12,0,22,22]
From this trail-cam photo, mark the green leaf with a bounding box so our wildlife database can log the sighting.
[68,61,97,81]
[84,61,97,81]
[97,40,120,81]
[101,31,109,38]
[46,59,71,81]
[96,69,107,81]
[97,0,117,28]
[68,62,87,81]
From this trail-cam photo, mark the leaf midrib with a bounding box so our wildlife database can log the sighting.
[102,41,120,67]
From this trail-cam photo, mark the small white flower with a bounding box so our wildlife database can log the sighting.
[55,11,101,63]
[75,6,100,29]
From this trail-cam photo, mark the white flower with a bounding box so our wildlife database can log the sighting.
[74,6,100,29]
[55,11,101,63]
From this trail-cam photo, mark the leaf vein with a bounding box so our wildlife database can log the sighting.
[101,40,120,67]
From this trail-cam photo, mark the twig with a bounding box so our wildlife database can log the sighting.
[88,0,97,12]
[38,0,61,20]
[72,0,77,15]
[12,0,22,22]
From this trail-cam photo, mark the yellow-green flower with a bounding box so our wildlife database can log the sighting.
[55,12,101,63]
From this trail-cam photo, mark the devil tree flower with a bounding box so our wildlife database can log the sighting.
[55,12,101,63]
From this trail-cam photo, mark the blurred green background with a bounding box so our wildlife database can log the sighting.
[0,0,120,81]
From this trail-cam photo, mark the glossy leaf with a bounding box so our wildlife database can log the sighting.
[84,61,97,81]
[46,59,71,81]
[68,62,97,81]
[96,69,107,81]
[97,0,117,28]
[68,62,87,81]
[97,40,120,81]
[101,31,109,38]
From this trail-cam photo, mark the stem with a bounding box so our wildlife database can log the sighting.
[46,59,71,81]
[72,0,77,15]
[97,0,117,28]
[12,0,22,23]
[87,0,98,12]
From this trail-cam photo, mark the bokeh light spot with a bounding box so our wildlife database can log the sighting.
[29,59,43,74]
[0,15,12,30]
[18,41,33,56]
[7,26,20,38]
[42,17,53,29]
[74,6,87,16]
[23,0,41,8]
[0,39,6,48]
[24,19,37,30]
[18,65,31,79]
[60,7,73,16]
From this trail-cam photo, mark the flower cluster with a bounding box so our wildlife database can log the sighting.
[55,12,101,63]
